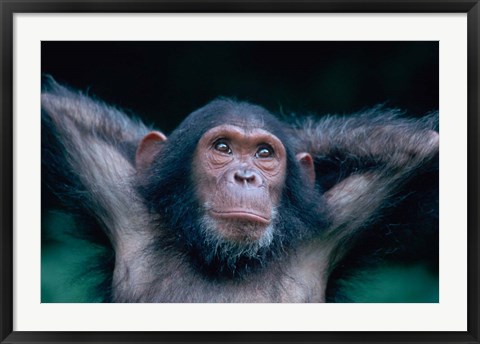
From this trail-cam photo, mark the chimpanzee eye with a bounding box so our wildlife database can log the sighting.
[256,145,274,158]
[214,140,232,154]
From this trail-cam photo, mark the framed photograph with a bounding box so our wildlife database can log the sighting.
[1,1,478,343]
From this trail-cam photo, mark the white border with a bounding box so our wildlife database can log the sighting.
[13,13,468,331]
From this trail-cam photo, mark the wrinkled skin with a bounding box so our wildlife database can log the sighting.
[191,124,287,243]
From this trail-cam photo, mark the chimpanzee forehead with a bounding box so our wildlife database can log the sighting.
[175,99,288,145]
[201,124,283,143]
[221,114,268,130]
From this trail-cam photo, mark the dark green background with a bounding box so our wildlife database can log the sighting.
[41,41,439,302]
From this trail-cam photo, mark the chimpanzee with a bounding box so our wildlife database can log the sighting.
[41,78,438,302]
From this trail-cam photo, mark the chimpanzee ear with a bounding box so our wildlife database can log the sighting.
[296,152,315,187]
[135,131,167,171]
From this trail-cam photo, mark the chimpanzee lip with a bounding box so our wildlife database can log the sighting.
[210,210,271,224]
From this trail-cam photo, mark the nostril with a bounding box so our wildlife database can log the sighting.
[234,170,256,184]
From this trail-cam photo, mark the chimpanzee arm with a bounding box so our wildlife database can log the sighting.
[293,108,439,266]
[41,78,157,249]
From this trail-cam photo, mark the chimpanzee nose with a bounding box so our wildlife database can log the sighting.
[234,169,261,186]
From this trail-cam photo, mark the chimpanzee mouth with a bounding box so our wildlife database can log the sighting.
[210,210,271,224]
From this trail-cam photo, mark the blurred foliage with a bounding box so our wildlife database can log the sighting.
[41,41,439,303]
[42,212,108,303]
[333,263,439,303]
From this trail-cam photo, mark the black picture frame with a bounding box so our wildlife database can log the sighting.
[1,1,478,343]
